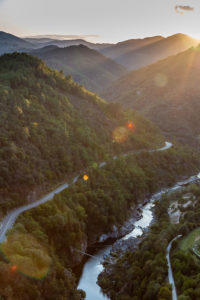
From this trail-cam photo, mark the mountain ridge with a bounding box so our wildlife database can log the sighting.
[0,52,163,215]
[103,45,200,146]
[29,44,127,92]
[0,31,33,54]
[100,33,200,70]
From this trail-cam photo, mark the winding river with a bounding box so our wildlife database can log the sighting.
[0,140,198,299]
[78,172,200,300]
[0,142,172,242]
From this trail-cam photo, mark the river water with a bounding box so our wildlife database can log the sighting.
[78,172,200,300]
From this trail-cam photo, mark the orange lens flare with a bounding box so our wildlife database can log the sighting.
[83,174,89,181]
[11,265,17,272]
[1,233,51,279]
[126,121,135,130]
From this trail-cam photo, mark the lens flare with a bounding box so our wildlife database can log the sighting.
[0,233,51,280]
[154,73,168,87]
[11,265,17,272]
[126,121,135,131]
[112,126,129,143]
[83,174,89,181]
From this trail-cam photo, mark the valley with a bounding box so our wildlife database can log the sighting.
[1,14,200,298]
[98,179,200,300]
[0,142,172,243]
[103,45,200,147]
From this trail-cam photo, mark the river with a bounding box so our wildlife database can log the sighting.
[77,172,200,300]
[0,142,172,243]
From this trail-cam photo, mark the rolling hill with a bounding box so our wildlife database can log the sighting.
[100,35,164,61]
[29,44,127,92]
[100,34,200,70]
[0,52,163,215]
[0,31,111,55]
[2,31,199,78]
[25,36,111,50]
[103,46,200,146]
[0,31,33,55]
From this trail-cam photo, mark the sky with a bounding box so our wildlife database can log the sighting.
[0,0,200,43]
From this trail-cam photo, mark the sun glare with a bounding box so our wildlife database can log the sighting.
[11,265,17,272]
[126,121,135,131]
[1,233,51,279]
[83,174,89,181]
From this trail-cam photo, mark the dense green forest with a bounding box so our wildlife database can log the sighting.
[1,52,200,300]
[98,182,200,300]
[0,146,199,299]
[0,52,163,216]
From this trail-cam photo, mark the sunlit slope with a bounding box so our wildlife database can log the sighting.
[103,46,200,145]
[100,36,164,62]
[30,44,127,92]
[101,34,199,70]
[0,53,163,213]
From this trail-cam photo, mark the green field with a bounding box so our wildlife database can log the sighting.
[179,227,200,252]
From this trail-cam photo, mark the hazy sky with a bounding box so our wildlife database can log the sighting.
[1,0,200,43]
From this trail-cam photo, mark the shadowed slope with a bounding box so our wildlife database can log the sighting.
[0,31,33,55]
[30,45,127,92]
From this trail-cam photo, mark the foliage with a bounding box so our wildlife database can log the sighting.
[98,179,200,299]
[103,45,200,146]
[1,146,199,299]
[0,53,163,215]
[1,53,200,299]
[30,44,126,92]
[0,232,51,279]
[98,190,175,299]
[179,227,200,252]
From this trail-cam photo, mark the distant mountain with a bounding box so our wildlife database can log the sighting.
[100,36,164,60]
[2,31,199,73]
[0,31,33,55]
[0,31,111,55]
[100,34,200,70]
[30,44,127,92]
[103,46,200,146]
[25,36,111,50]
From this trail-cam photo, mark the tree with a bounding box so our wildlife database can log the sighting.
[158,286,172,300]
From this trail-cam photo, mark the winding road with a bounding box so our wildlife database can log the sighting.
[0,141,172,243]
[166,235,182,300]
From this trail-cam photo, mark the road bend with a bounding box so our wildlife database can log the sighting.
[0,141,172,242]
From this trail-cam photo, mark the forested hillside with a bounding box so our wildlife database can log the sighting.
[0,52,163,215]
[98,182,200,299]
[1,52,200,300]
[103,45,200,146]
[0,145,199,299]
[30,45,127,92]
